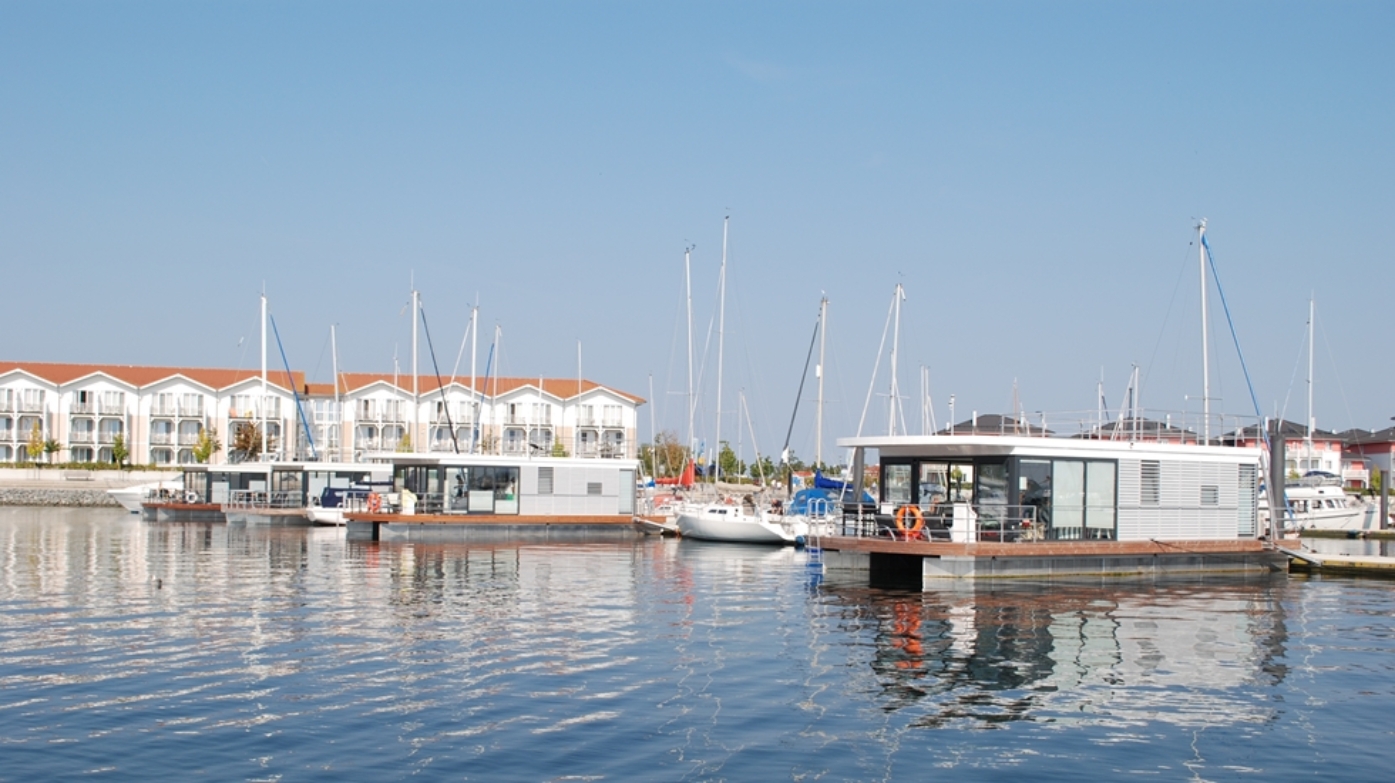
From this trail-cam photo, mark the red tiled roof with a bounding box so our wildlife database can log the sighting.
[0,361,643,403]
[0,361,303,391]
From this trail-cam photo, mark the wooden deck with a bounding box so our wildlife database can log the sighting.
[815,536,1271,558]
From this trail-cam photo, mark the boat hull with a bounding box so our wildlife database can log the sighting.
[676,509,798,544]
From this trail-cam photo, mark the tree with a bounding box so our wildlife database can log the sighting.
[717,441,745,482]
[111,434,129,467]
[644,430,690,479]
[43,438,60,464]
[551,440,568,458]
[397,432,412,452]
[193,426,221,464]
[26,422,43,466]
[231,422,264,462]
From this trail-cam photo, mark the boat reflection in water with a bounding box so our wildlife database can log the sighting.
[823,576,1288,729]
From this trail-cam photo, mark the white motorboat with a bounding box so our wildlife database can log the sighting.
[1264,477,1373,532]
[108,480,183,514]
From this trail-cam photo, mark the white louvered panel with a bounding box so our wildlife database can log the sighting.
[1161,461,1198,508]
[1118,460,1141,509]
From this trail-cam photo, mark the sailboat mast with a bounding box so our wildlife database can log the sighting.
[888,283,904,436]
[412,288,419,451]
[331,324,340,461]
[684,246,695,464]
[816,296,827,467]
[1198,219,1210,443]
[715,216,728,483]
[470,303,478,454]
[260,291,268,460]
[1307,296,1314,456]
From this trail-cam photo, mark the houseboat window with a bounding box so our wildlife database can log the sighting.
[884,464,912,506]
[947,464,975,504]
[975,462,1009,522]
[1018,459,1052,527]
[919,463,949,507]
[1084,461,1117,536]
[448,468,470,512]
[1054,460,1085,533]
[468,466,519,514]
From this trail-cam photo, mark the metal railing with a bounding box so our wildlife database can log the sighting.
[225,490,303,510]
[70,402,94,414]
[151,432,173,445]
[69,431,94,443]
[833,502,1106,543]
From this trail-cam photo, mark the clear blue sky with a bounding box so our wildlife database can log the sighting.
[3,2,1391,464]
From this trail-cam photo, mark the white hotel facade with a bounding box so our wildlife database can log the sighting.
[0,361,643,466]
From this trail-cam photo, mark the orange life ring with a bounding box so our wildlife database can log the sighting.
[367,492,383,513]
[895,505,924,533]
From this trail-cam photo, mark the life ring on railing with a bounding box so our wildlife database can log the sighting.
[184,490,198,504]
[894,505,924,533]
[366,492,383,513]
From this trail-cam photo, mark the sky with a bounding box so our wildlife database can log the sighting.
[3,1,1392,466]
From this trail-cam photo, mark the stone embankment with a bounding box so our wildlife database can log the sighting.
[0,487,120,507]
[0,468,179,508]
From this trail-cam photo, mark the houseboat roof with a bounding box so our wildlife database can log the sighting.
[837,434,1263,463]
[361,451,641,469]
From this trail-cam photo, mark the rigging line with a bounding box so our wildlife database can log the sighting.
[1201,233,1263,425]
[781,308,822,463]
[1316,310,1357,432]
[856,290,897,438]
[1277,318,1308,427]
[1141,238,1196,394]
[269,314,317,460]
[418,303,460,454]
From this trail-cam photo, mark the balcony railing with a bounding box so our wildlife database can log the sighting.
[69,431,94,444]
[178,433,202,446]
[577,414,596,427]
[19,401,44,413]
[98,402,126,415]
[70,402,94,414]
[179,402,204,417]
[97,431,122,445]
[150,433,174,445]
[0,399,12,413]
[602,417,623,428]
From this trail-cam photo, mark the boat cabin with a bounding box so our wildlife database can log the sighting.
[842,435,1263,543]
[370,453,641,518]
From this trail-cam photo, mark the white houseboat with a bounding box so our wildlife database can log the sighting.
[344,452,645,542]
[818,433,1287,585]
[142,461,390,524]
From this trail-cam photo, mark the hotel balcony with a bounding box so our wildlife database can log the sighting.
[70,402,94,414]
[179,403,205,417]
[151,403,177,417]
[0,400,12,413]
[18,401,44,413]
[151,433,174,445]
[98,402,126,416]
[97,431,122,445]
[178,433,202,446]
[1344,467,1371,487]
[577,414,596,427]
[602,417,623,428]
[69,431,94,444]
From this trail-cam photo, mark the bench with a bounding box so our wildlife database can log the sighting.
[64,470,94,481]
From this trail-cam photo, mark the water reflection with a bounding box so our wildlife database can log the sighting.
[823,577,1291,730]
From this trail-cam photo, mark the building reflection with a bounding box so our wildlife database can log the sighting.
[825,576,1290,729]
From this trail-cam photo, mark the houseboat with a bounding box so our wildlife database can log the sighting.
[343,452,645,542]
[817,433,1287,586]
[142,461,390,524]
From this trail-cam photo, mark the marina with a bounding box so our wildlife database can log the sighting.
[3,505,1395,781]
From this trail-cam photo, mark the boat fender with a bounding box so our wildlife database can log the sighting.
[894,505,924,534]
[367,492,383,513]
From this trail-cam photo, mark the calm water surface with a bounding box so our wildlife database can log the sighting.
[2,507,1394,781]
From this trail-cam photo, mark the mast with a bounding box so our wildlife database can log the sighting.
[684,245,695,467]
[260,291,268,461]
[331,324,340,461]
[816,296,827,467]
[470,303,478,453]
[715,216,728,483]
[1198,219,1210,443]
[1307,296,1315,460]
[411,287,419,452]
[888,283,904,436]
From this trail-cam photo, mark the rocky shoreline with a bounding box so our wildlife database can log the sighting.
[0,487,122,507]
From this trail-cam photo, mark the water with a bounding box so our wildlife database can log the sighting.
[2,508,1394,782]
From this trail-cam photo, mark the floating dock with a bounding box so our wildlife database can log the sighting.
[1278,546,1395,577]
